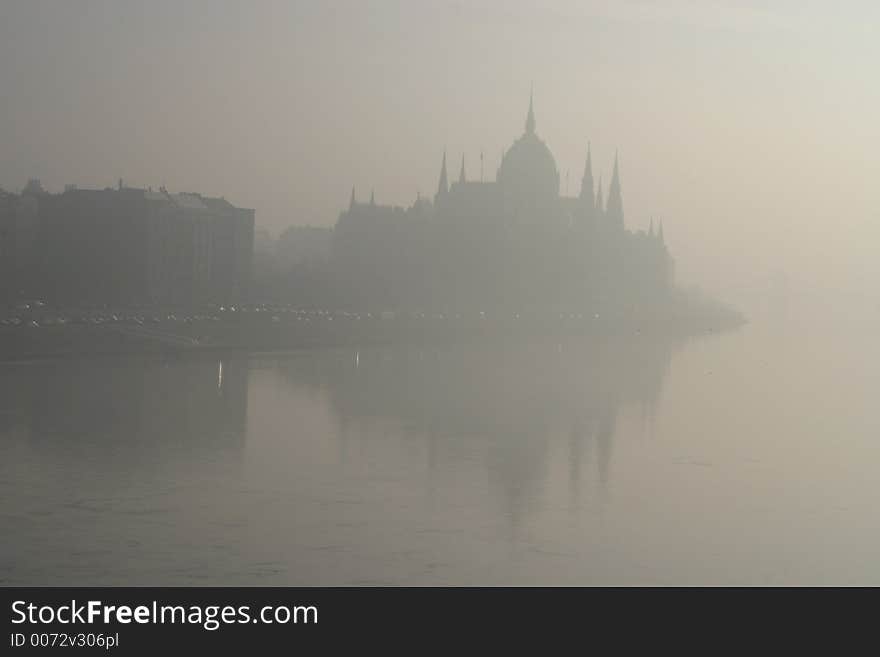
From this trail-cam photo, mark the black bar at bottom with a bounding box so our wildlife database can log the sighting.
[0,587,869,652]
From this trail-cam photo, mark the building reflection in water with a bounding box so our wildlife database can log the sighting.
[0,336,680,583]
[0,355,248,454]
[273,334,676,538]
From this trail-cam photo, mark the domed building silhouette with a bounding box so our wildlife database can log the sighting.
[497,92,561,225]
[334,92,673,312]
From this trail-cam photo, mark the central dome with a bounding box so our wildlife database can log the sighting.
[498,132,560,197]
[497,94,560,220]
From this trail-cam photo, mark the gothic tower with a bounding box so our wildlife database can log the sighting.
[435,151,448,205]
[579,142,595,224]
[606,152,624,230]
[525,89,536,135]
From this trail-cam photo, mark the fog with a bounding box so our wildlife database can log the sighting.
[4,2,880,588]
[2,0,877,320]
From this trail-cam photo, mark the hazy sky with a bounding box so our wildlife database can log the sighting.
[1,1,877,315]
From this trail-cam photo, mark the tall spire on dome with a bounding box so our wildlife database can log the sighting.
[349,186,356,210]
[606,150,624,229]
[436,150,448,202]
[525,86,536,135]
[459,154,466,184]
[580,141,594,211]
[370,188,375,205]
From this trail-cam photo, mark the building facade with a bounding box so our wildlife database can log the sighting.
[0,182,254,307]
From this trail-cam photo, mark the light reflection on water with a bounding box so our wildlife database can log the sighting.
[1,324,879,585]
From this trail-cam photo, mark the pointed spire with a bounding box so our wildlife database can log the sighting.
[436,150,448,202]
[610,151,620,189]
[658,220,665,244]
[525,87,536,135]
[349,186,356,210]
[580,141,594,209]
[595,175,604,216]
[606,150,624,229]
[459,154,466,184]
[369,188,375,205]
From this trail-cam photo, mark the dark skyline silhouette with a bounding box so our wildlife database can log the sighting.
[1,93,743,337]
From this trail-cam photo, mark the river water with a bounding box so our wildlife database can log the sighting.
[2,320,878,585]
